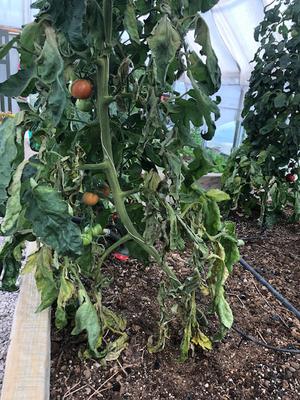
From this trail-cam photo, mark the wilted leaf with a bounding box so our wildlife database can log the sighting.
[37,26,67,125]
[35,246,58,311]
[206,189,230,202]
[0,67,36,97]
[0,237,22,291]
[191,330,212,350]
[194,15,221,91]
[24,184,83,256]
[124,1,140,44]
[217,291,233,329]
[0,36,18,60]
[71,287,101,354]
[148,15,181,85]
[0,118,19,207]
[1,160,28,235]
[101,333,128,362]
[55,268,75,329]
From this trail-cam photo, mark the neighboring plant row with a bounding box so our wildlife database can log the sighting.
[223,0,300,226]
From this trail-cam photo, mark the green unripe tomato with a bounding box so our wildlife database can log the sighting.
[81,232,93,246]
[76,99,93,112]
[91,224,103,237]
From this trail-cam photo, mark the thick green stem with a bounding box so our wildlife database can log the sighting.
[101,233,131,263]
[95,0,180,288]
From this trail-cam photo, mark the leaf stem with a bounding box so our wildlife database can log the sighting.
[79,161,109,171]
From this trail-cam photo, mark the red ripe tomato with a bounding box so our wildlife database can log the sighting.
[71,79,93,99]
[285,173,297,183]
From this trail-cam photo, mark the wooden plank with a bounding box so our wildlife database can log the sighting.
[0,244,51,400]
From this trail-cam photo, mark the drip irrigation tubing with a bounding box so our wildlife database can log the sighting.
[232,325,300,354]
[239,258,300,321]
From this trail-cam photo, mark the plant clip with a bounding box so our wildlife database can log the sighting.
[113,252,129,262]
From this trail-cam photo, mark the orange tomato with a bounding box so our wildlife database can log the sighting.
[82,192,100,206]
[71,79,93,99]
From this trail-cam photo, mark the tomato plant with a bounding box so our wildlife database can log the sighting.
[223,0,300,226]
[0,0,240,361]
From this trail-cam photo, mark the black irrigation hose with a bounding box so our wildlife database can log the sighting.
[233,325,300,354]
[239,258,300,321]
[232,325,300,354]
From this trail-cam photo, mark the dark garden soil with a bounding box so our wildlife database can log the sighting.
[50,216,300,400]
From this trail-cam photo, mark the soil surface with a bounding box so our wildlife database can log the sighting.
[50,216,300,400]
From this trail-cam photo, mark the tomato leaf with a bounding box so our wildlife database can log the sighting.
[124,1,140,44]
[1,160,28,235]
[206,189,230,202]
[55,268,75,329]
[24,184,83,256]
[0,36,18,60]
[0,118,20,209]
[37,26,67,125]
[0,67,36,97]
[71,287,101,354]
[0,237,22,291]
[194,15,221,92]
[148,15,181,86]
[35,246,58,312]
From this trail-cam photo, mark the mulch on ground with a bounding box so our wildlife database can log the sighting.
[50,216,300,400]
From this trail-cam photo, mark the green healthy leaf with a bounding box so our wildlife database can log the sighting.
[274,93,287,108]
[1,160,28,235]
[148,15,181,86]
[71,287,101,354]
[24,184,83,256]
[35,246,58,311]
[124,1,140,44]
[206,189,230,202]
[0,36,18,60]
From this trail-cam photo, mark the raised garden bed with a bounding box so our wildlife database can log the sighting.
[50,216,300,400]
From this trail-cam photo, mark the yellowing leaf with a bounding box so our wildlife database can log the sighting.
[55,269,75,329]
[21,251,38,275]
[191,331,212,351]
[206,189,230,202]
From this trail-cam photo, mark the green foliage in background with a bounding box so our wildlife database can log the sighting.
[223,0,300,226]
